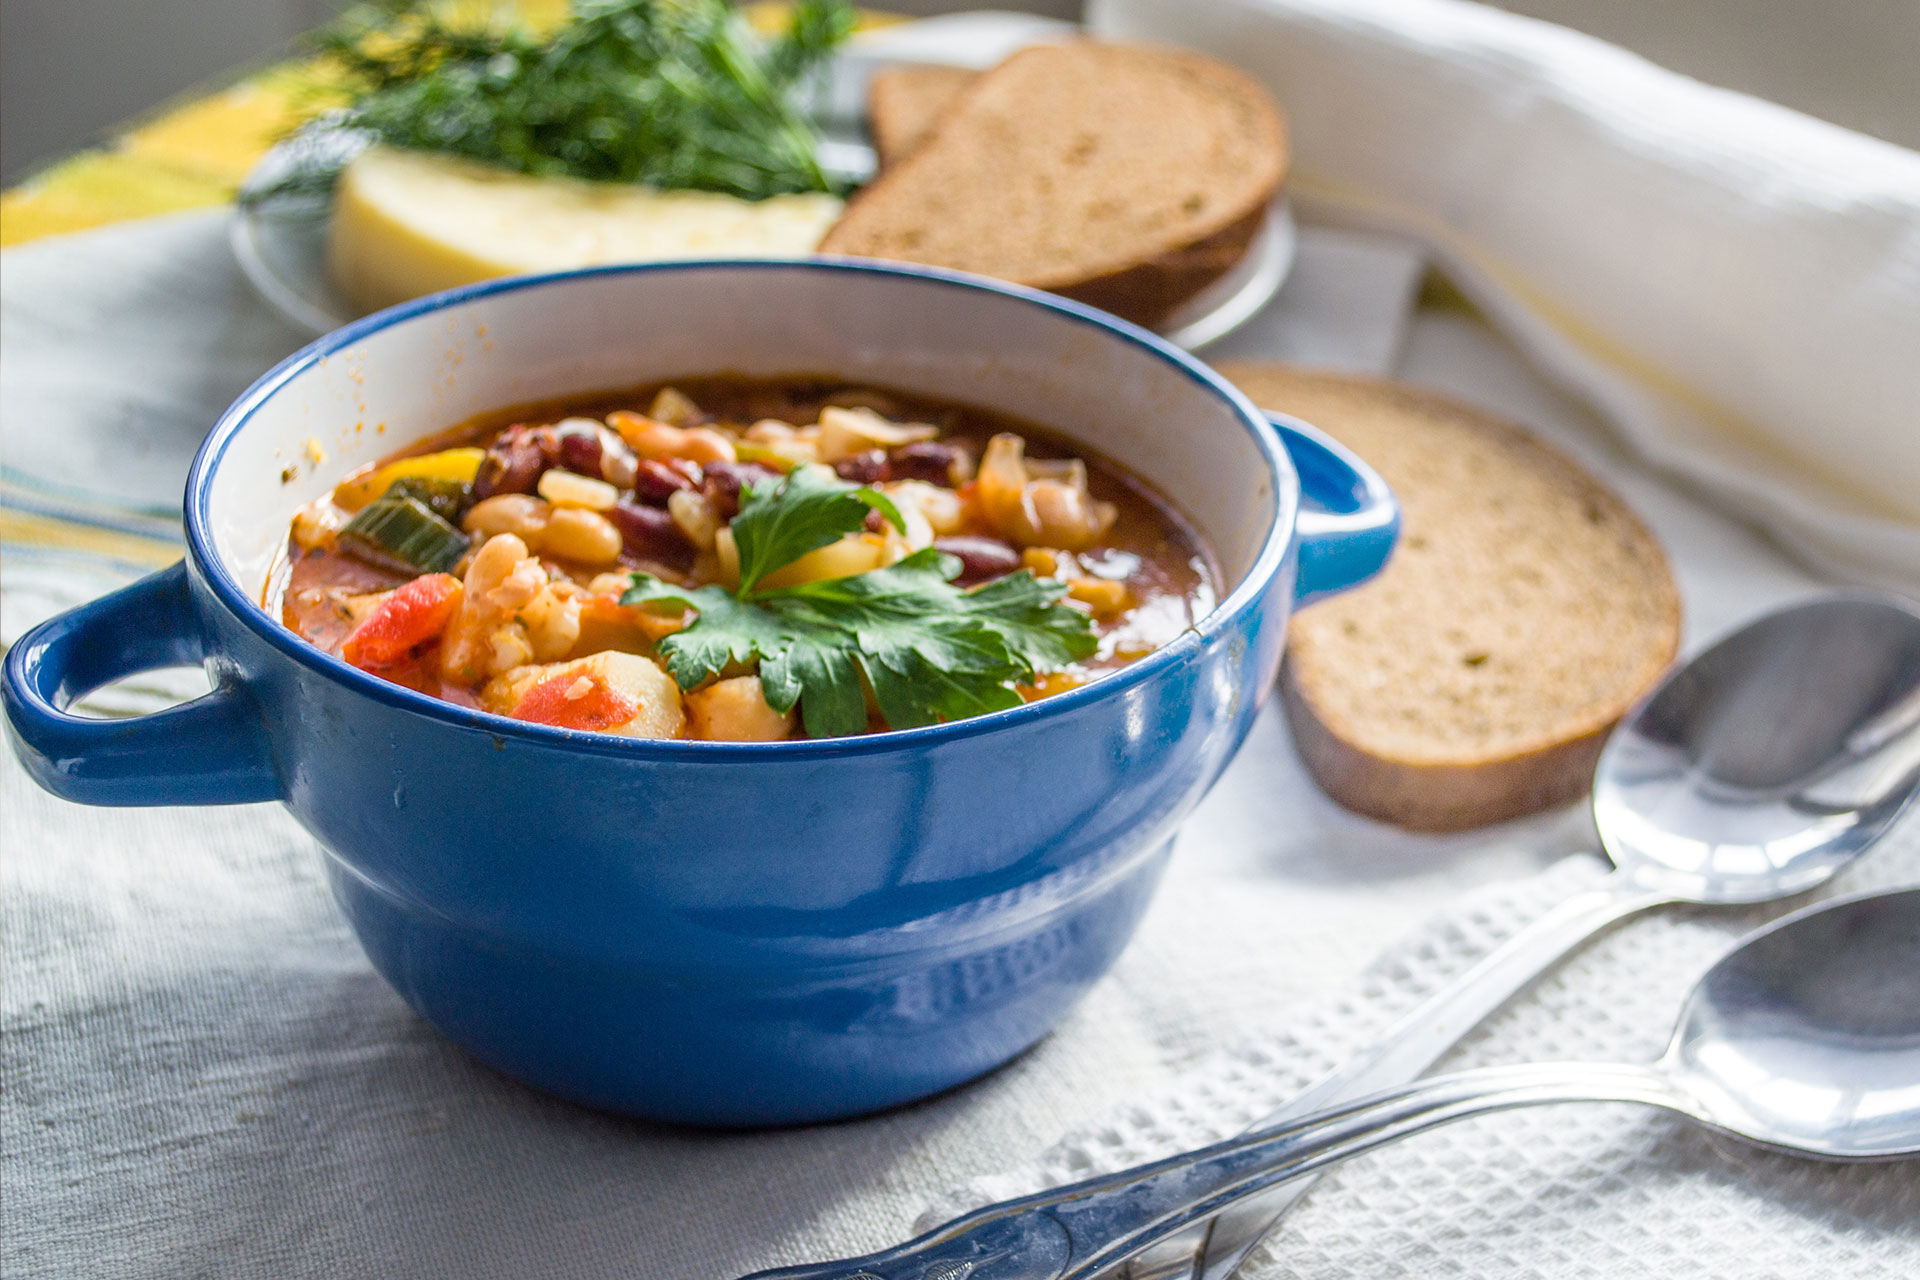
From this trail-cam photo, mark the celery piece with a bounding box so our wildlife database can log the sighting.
[339,494,469,574]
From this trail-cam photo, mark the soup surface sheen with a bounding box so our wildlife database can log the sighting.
[278,376,1219,740]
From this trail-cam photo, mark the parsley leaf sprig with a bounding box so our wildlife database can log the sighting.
[622,467,1097,737]
[257,0,856,205]
[726,463,902,594]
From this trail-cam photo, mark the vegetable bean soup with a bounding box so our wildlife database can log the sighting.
[279,378,1219,740]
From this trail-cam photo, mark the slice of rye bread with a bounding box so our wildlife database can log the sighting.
[1220,363,1682,832]
[868,64,976,166]
[823,42,1288,329]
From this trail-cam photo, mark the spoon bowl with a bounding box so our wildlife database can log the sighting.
[1595,596,1920,904]
[1668,888,1920,1158]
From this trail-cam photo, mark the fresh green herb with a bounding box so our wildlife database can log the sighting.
[339,492,470,573]
[263,0,855,203]
[727,463,902,594]
[621,469,1096,736]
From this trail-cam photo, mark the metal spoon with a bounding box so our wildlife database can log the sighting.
[1144,592,1920,1280]
[741,594,1920,1280]
[740,887,1920,1280]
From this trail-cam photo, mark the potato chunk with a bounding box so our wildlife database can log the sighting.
[486,651,685,739]
[685,675,795,742]
[754,533,887,589]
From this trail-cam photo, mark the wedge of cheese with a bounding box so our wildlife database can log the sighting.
[327,145,845,314]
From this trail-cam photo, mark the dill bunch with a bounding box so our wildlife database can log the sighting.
[305,0,855,200]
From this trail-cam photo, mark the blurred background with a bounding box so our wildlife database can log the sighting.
[4,0,1918,184]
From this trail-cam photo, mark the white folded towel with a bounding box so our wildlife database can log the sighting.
[1093,0,1920,591]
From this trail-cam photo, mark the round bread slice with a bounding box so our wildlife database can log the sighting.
[867,64,977,167]
[821,42,1288,328]
[1220,363,1682,831]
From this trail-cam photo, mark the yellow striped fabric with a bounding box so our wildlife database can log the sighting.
[0,2,899,597]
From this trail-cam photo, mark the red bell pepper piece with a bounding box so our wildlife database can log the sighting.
[341,573,463,669]
[511,672,639,732]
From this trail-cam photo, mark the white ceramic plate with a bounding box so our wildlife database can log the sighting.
[230,68,1298,353]
[231,165,1296,351]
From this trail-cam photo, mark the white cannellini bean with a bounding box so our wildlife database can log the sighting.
[667,488,721,551]
[464,493,551,539]
[537,468,620,511]
[539,508,623,565]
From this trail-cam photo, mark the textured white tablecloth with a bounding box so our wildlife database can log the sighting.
[922,850,1920,1279]
[7,206,1915,1278]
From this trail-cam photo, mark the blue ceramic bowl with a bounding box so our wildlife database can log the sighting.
[4,261,1394,1126]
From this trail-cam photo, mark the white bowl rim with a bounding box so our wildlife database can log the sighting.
[185,257,1296,761]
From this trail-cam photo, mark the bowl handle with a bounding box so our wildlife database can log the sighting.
[3,562,281,806]
[1271,413,1399,606]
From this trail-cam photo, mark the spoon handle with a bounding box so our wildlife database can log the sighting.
[1136,869,1667,1280]
[738,1059,1690,1280]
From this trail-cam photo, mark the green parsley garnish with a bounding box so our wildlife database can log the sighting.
[621,469,1098,737]
[724,463,902,594]
[266,0,856,203]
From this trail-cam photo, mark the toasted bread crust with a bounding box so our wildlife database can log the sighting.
[1280,677,1614,830]
[1222,364,1681,831]
[868,64,976,166]
[825,43,1288,327]
[1051,203,1265,329]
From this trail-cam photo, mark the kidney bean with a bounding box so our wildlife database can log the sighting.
[702,460,782,518]
[891,441,967,486]
[471,424,550,498]
[934,535,1021,584]
[834,449,891,485]
[630,458,699,506]
[555,425,603,477]
[609,500,695,569]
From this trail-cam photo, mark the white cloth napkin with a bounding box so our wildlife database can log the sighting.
[1093,0,1920,593]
